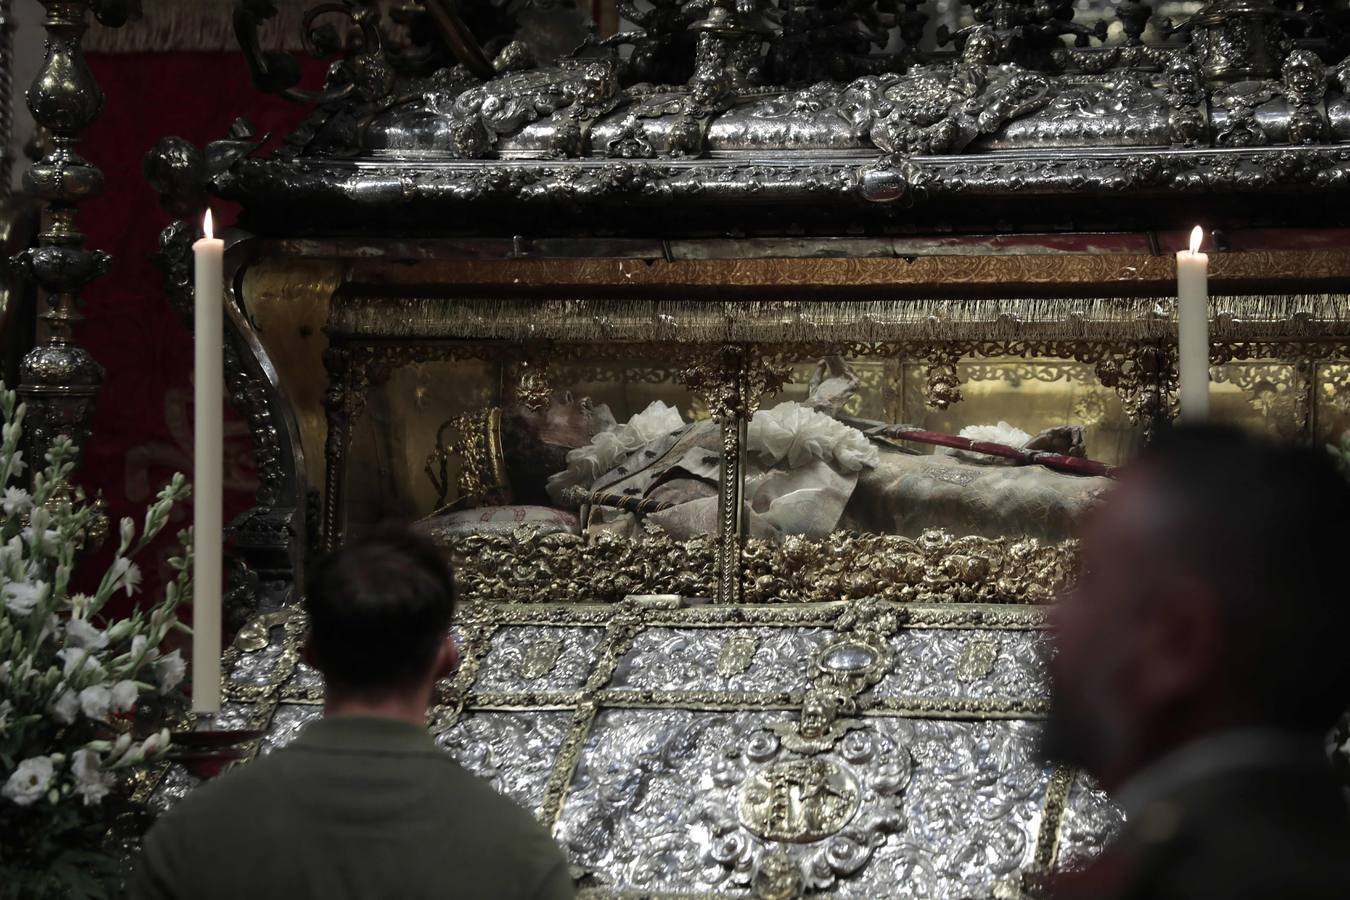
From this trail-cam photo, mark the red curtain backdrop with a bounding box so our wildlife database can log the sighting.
[70,52,322,622]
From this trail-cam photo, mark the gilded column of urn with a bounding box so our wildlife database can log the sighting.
[682,346,790,604]
[10,1,122,469]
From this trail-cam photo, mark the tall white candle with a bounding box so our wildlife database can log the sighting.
[1177,226,1210,422]
[192,210,224,714]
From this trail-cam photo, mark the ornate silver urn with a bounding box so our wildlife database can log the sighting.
[1187,0,1296,83]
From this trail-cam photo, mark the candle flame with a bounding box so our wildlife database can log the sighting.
[1189,225,1204,254]
[204,209,214,241]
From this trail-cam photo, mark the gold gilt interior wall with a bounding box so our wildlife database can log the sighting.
[236,244,1350,532]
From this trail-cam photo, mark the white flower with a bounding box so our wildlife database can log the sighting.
[111,558,142,597]
[155,649,186,693]
[119,517,134,548]
[69,593,92,618]
[56,647,104,680]
[37,613,59,646]
[2,580,47,617]
[48,688,78,725]
[9,450,26,477]
[115,729,170,769]
[2,756,54,806]
[78,685,111,721]
[141,728,171,758]
[65,617,108,651]
[110,680,139,713]
[106,733,133,766]
[70,750,113,806]
[1,486,30,516]
[0,535,22,573]
[22,505,57,546]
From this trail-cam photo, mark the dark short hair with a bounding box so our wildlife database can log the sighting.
[304,527,455,694]
[1134,425,1350,732]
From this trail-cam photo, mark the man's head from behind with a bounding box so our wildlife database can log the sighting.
[1044,426,1350,790]
[305,527,458,709]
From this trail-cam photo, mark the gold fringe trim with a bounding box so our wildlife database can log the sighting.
[329,294,1350,343]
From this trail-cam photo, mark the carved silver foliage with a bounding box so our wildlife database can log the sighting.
[166,604,1123,895]
[260,703,323,755]
[434,710,574,811]
[873,629,1050,702]
[1056,773,1127,873]
[556,710,1048,897]
[289,660,325,692]
[473,626,606,693]
[227,640,291,686]
[608,627,831,695]
[146,763,201,817]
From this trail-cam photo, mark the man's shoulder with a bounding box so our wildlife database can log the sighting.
[1126,766,1350,899]
[148,750,296,838]
[431,761,558,839]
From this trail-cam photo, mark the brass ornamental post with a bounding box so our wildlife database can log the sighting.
[10,1,128,470]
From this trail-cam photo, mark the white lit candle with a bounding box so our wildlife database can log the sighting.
[1177,226,1210,422]
[192,210,224,714]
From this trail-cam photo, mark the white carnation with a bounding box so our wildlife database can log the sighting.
[110,680,139,713]
[155,649,186,693]
[119,517,135,548]
[65,617,109,651]
[2,580,47,617]
[56,647,105,681]
[78,685,111,721]
[2,756,54,806]
[49,688,78,725]
[71,749,113,806]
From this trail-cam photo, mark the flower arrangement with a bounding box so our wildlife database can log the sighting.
[0,385,192,899]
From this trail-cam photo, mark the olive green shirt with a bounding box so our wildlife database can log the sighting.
[129,715,574,900]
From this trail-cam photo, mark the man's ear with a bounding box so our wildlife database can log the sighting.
[433,634,460,681]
